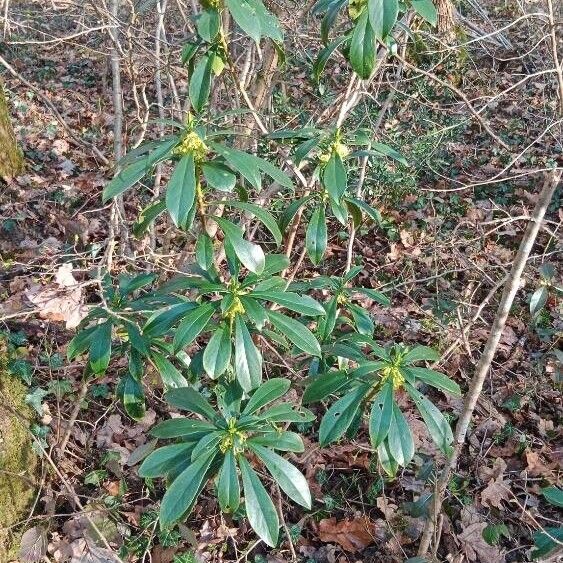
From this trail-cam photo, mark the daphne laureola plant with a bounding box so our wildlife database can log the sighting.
[69,0,459,548]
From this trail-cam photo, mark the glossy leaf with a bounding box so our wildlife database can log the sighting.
[349,9,376,79]
[248,431,304,452]
[303,370,349,403]
[203,326,232,378]
[234,315,262,391]
[159,451,217,528]
[319,384,370,446]
[251,444,311,508]
[268,311,321,357]
[368,0,399,40]
[202,161,237,192]
[139,443,195,478]
[166,154,196,228]
[251,291,325,317]
[173,302,216,352]
[239,456,279,547]
[217,450,240,512]
[406,367,461,396]
[406,383,453,455]
[212,217,265,274]
[411,0,437,25]
[387,403,414,465]
[150,418,216,439]
[165,387,216,420]
[122,372,146,420]
[323,152,347,202]
[242,378,290,415]
[151,352,189,388]
[369,379,393,447]
[305,206,327,266]
[189,54,214,113]
[402,345,440,364]
[89,322,112,375]
[223,200,282,246]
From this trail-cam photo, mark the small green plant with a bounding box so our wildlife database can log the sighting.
[66,0,458,549]
[532,487,563,559]
[304,344,460,475]
[139,379,312,546]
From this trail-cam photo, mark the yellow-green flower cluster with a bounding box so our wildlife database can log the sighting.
[220,418,248,454]
[381,365,405,390]
[174,131,208,162]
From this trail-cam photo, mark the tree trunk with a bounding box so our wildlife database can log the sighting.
[436,0,457,40]
[0,79,23,179]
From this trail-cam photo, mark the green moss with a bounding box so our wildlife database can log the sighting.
[0,341,38,559]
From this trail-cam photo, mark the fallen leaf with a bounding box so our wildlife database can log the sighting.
[457,522,505,562]
[317,516,379,553]
[19,526,48,562]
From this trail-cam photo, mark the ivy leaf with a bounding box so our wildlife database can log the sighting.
[411,0,437,25]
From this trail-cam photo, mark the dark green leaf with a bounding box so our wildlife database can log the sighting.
[387,402,414,466]
[405,367,461,396]
[165,387,216,420]
[235,316,262,391]
[173,302,216,352]
[218,450,240,512]
[159,451,217,528]
[268,311,321,357]
[349,303,374,336]
[238,456,279,547]
[322,153,347,202]
[240,297,268,330]
[212,217,265,274]
[89,322,112,375]
[151,352,189,388]
[150,418,216,439]
[402,345,440,364]
[349,9,376,79]
[203,326,232,378]
[319,384,370,446]
[123,373,146,420]
[369,379,393,447]
[251,444,311,508]
[223,200,282,246]
[354,287,390,306]
[251,291,325,317]
[279,195,315,231]
[144,302,197,337]
[530,286,548,317]
[303,370,349,403]
[208,142,261,190]
[368,0,399,40]
[196,8,220,42]
[242,378,290,415]
[166,154,196,228]
[225,0,262,42]
[406,383,453,455]
[139,443,195,478]
[305,206,327,266]
[411,0,437,25]
[249,431,304,452]
[189,54,214,113]
[202,161,237,192]
[542,486,563,508]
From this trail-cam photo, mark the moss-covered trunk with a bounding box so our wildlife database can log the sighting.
[0,79,24,179]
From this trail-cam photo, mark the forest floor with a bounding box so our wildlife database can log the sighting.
[0,1,561,562]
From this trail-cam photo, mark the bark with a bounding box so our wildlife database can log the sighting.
[436,0,457,40]
[0,79,23,179]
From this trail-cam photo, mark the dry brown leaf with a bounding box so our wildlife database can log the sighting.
[317,516,379,553]
[457,522,505,563]
[481,478,511,509]
[24,264,87,328]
